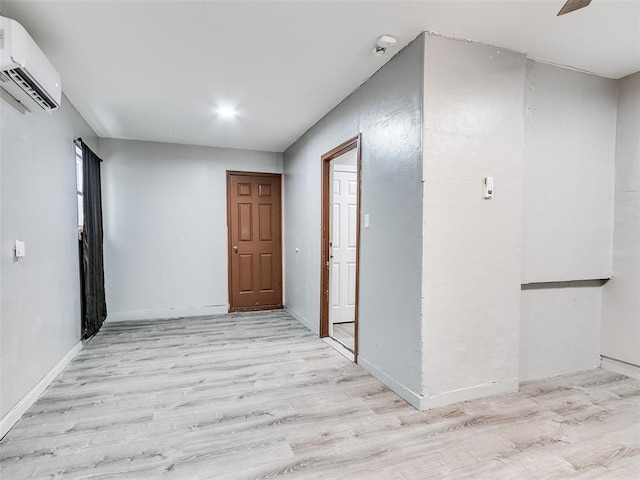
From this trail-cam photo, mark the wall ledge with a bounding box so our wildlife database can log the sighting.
[1,341,83,440]
[601,356,640,380]
[521,279,608,290]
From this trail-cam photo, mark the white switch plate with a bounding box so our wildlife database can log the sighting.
[364,214,370,228]
[14,239,26,258]
[483,176,494,199]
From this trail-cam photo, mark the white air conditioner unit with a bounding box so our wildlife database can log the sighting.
[0,16,61,112]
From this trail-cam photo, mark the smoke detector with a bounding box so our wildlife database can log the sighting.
[373,35,397,57]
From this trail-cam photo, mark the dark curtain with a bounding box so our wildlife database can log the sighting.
[81,141,107,338]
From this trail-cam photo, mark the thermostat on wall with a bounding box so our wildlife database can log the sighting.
[483,177,494,200]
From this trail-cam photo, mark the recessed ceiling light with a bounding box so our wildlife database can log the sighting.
[218,106,238,118]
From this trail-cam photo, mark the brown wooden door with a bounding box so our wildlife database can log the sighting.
[227,172,283,311]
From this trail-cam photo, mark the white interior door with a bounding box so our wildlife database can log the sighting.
[329,163,358,332]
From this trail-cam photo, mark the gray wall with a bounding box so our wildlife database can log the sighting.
[1,95,97,419]
[283,36,425,405]
[520,61,617,381]
[421,35,526,407]
[520,284,601,381]
[522,61,617,283]
[602,72,640,368]
[99,138,282,321]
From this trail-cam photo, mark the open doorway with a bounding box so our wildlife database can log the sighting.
[320,135,361,362]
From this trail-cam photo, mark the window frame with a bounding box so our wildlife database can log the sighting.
[75,144,84,233]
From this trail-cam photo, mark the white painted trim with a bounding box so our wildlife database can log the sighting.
[358,356,424,410]
[359,363,515,412]
[601,356,640,380]
[106,305,228,322]
[322,337,354,362]
[420,378,520,410]
[284,306,318,335]
[1,341,83,439]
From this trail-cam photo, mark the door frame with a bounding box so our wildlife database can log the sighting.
[226,170,284,313]
[320,135,362,361]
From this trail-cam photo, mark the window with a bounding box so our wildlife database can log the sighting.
[75,144,84,231]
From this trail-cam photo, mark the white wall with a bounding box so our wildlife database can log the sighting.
[520,284,601,381]
[283,36,425,406]
[421,34,526,408]
[1,94,97,421]
[522,61,617,284]
[602,71,640,369]
[99,138,281,321]
[519,61,618,381]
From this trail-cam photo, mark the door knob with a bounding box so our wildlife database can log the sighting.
[233,245,238,253]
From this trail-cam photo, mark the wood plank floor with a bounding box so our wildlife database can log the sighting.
[332,322,355,351]
[1,310,639,479]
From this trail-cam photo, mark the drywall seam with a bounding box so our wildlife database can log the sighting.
[0,341,83,439]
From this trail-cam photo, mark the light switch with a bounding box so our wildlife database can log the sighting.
[14,239,26,258]
[364,214,370,228]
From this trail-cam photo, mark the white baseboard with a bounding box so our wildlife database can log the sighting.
[601,356,640,380]
[1,341,83,439]
[106,305,228,322]
[357,356,424,410]
[359,354,519,411]
[284,306,318,335]
[419,378,519,410]
[323,337,355,362]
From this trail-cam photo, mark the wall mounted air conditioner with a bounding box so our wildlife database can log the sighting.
[0,15,61,112]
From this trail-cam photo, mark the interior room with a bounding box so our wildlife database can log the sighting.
[1,1,639,478]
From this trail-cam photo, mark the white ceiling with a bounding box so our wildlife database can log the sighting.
[2,1,639,152]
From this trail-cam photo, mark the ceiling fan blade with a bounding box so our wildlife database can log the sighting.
[557,0,592,16]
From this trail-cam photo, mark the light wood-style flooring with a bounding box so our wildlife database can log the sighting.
[1,310,639,479]
[332,321,355,351]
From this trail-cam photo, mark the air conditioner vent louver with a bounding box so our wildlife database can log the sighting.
[0,16,62,113]
[6,67,58,111]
